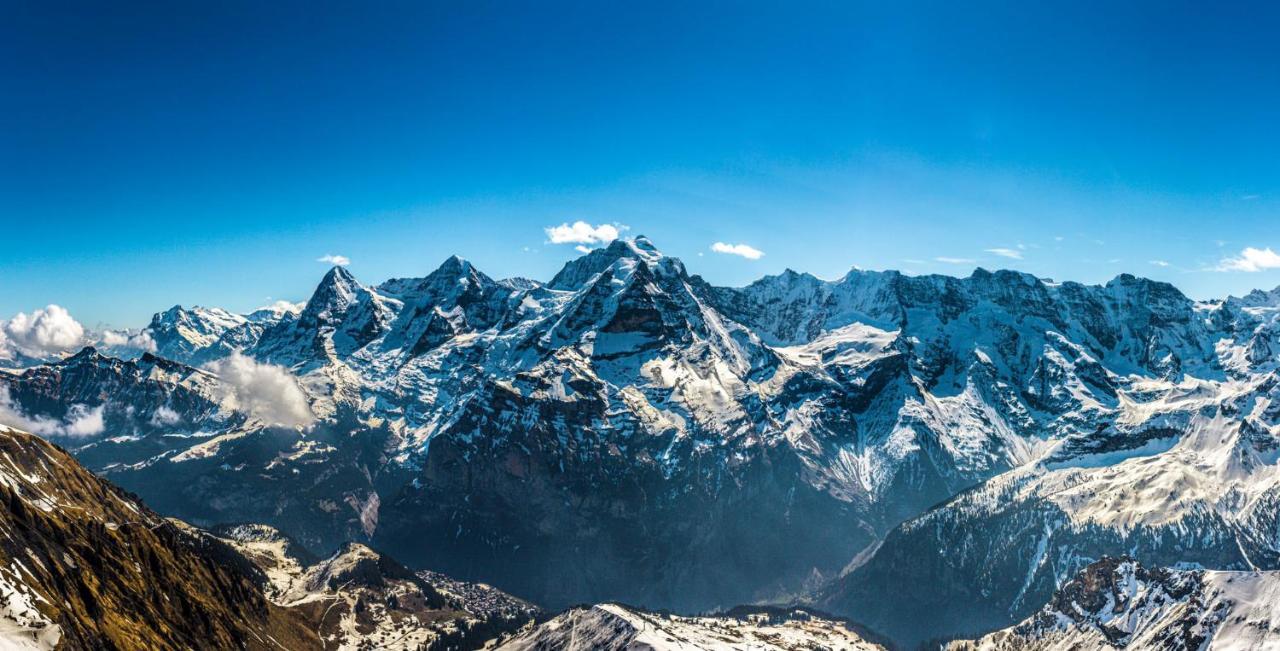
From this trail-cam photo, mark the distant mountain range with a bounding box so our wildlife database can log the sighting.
[3,236,1280,649]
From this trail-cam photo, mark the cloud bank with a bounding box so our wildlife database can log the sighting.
[710,242,764,260]
[202,353,315,428]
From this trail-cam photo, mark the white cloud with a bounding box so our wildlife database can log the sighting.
[1149,260,1170,267]
[254,300,305,318]
[710,242,765,260]
[545,221,626,246]
[62,403,105,436]
[935,256,977,264]
[0,386,105,438]
[1216,247,1280,272]
[2,305,86,359]
[98,329,157,353]
[149,405,182,427]
[574,245,592,254]
[985,248,1023,260]
[201,353,315,428]
[317,254,351,266]
[266,299,305,312]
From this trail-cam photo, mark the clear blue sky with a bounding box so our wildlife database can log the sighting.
[4,1,1280,328]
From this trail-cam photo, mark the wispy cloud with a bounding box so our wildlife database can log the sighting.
[150,405,182,427]
[934,256,976,264]
[317,254,350,266]
[985,247,1023,260]
[0,386,104,438]
[1149,260,1170,267]
[545,221,626,247]
[710,242,765,260]
[1216,246,1280,272]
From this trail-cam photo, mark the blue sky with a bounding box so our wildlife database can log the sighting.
[3,1,1280,328]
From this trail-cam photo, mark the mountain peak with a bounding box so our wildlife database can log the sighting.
[299,265,368,323]
[376,255,496,301]
[968,267,1044,287]
[313,265,362,297]
[431,254,473,278]
[548,236,669,290]
[321,264,357,284]
[67,345,101,361]
[1103,272,1189,302]
[631,234,660,253]
[150,304,189,327]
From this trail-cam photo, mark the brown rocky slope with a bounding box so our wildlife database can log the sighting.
[0,423,320,650]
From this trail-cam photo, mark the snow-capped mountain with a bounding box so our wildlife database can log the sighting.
[820,344,1280,646]
[950,557,1280,650]
[146,304,257,362]
[495,604,884,651]
[0,347,234,443]
[4,237,1280,648]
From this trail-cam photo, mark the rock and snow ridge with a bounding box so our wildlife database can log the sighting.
[495,604,885,651]
[209,523,541,651]
[821,366,1280,646]
[950,556,1280,650]
[3,237,1280,648]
